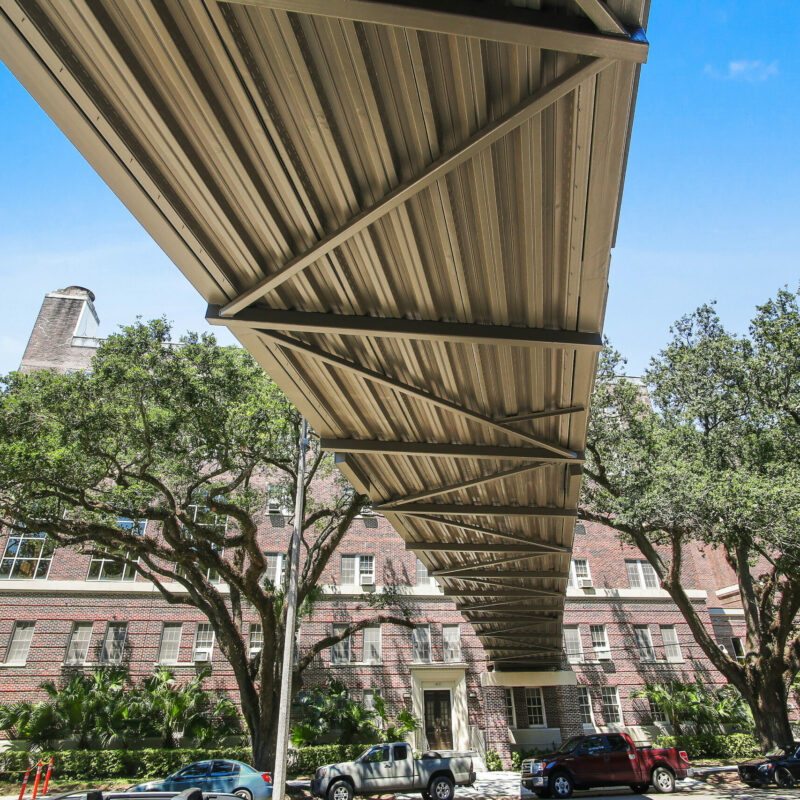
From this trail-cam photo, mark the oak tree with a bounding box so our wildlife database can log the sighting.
[582,290,800,748]
[0,320,413,769]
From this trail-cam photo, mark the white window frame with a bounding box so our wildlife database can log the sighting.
[158,623,183,664]
[564,625,583,663]
[442,624,461,662]
[249,623,264,658]
[503,688,517,728]
[625,559,659,589]
[730,636,745,663]
[5,621,35,665]
[525,687,546,728]
[265,552,286,588]
[661,625,683,662]
[590,624,611,660]
[331,624,351,664]
[600,686,624,725]
[363,688,382,714]
[340,554,375,586]
[415,558,434,586]
[363,625,382,664]
[568,559,592,588]
[192,622,215,662]
[649,697,668,724]
[578,686,595,727]
[0,531,54,580]
[100,622,127,664]
[412,625,431,663]
[634,625,656,661]
[65,622,93,665]
[266,485,291,515]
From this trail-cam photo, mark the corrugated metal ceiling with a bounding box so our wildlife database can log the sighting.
[0,0,649,668]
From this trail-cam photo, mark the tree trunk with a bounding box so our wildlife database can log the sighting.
[249,705,280,771]
[746,666,794,750]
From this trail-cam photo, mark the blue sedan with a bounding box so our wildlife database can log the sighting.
[131,760,272,800]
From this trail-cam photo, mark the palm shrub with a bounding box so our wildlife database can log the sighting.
[633,680,752,735]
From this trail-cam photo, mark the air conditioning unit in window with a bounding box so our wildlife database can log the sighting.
[579,578,594,588]
[194,651,211,662]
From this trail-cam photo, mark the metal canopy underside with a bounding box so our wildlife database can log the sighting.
[0,0,649,668]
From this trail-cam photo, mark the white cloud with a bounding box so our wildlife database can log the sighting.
[704,60,779,83]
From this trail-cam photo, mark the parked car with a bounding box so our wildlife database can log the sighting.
[520,732,690,798]
[310,742,475,800]
[130,760,272,800]
[738,743,800,788]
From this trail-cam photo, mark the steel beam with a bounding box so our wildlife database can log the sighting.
[388,503,577,518]
[437,569,567,579]
[443,586,561,597]
[431,554,550,577]
[457,598,558,612]
[573,0,628,35]
[486,644,562,653]
[472,623,555,636]
[408,517,570,548]
[221,1,647,62]
[219,57,610,316]
[465,614,561,623]
[208,305,603,350]
[325,440,581,461]
[482,632,562,644]
[496,406,585,424]
[379,463,548,509]
[406,542,570,554]
[264,331,576,457]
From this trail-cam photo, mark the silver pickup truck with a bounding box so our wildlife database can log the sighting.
[310,742,476,800]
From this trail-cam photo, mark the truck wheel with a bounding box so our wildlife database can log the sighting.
[550,772,574,799]
[775,767,794,788]
[328,780,353,800]
[651,767,675,793]
[429,776,454,800]
[630,783,649,794]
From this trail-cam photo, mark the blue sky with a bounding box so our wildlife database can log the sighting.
[1,1,798,376]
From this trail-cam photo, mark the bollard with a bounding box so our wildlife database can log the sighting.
[41,757,54,796]
[17,766,31,800]
[30,761,43,800]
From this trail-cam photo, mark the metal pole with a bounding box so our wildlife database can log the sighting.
[272,416,308,800]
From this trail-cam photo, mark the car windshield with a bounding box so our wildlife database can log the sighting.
[556,737,583,754]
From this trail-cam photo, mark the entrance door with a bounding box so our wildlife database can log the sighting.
[424,690,453,750]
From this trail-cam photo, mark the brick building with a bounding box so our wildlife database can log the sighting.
[0,287,777,764]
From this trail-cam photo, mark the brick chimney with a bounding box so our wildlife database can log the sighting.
[19,286,100,373]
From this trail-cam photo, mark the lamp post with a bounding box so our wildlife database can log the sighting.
[272,416,308,800]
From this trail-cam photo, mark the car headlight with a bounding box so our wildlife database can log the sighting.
[758,764,772,774]
[317,767,328,779]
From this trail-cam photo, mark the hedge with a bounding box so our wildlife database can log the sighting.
[0,744,375,780]
[656,733,760,760]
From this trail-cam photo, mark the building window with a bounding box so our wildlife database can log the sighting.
[503,688,516,728]
[65,622,93,665]
[730,636,745,662]
[265,553,285,587]
[416,558,434,586]
[248,623,263,658]
[363,625,382,663]
[331,624,351,664]
[661,625,682,662]
[443,625,461,662]
[185,506,226,583]
[625,559,659,589]
[158,623,182,664]
[340,555,375,586]
[634,626,656,661]
[412,625,431,663]
[5,621,35,665]
[568,559,592,588]
[0,531,55,580]
[525,688,546,727]
[363,688,381,712]
[649,698,668,724]
[600,686,623,724]
[578,686,595,726]
[564,626,583,663]
[266,485,290,515]
[100,622,127,664]
[193,623,215,662]
[87,538,138,581]
[590,624,611,660]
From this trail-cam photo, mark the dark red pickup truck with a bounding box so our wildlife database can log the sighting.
[520,732,689,798]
